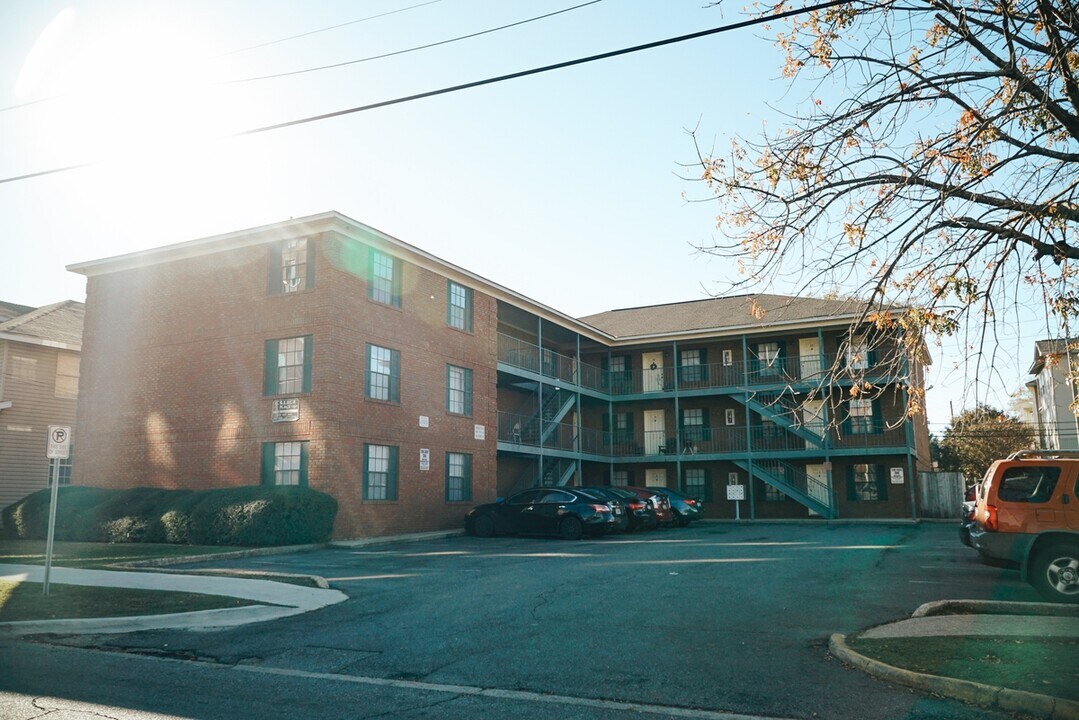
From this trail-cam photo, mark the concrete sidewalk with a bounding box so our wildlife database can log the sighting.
[830,600,1079,720]
[0,563,347,636]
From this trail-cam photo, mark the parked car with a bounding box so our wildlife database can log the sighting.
[575,487,630,533]
[465,488,618,540]
[968,450,1079,603]
[647,486,703,527]
[578,486,653,532]
[959,483,977,547]
[623,487,674,528]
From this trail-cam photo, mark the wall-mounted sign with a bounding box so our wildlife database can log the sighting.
[420,448,430,471]
[272,398,300,423]
[890,467,905,484]
[474,424,485,441]
[726,484,745,501]
[419,415,430,428]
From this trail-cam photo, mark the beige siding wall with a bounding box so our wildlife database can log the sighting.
[0,341,79,513]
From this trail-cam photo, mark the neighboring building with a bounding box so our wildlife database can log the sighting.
[1027,339,1079,450]
[0,300,84,513]
[68,212,931,538]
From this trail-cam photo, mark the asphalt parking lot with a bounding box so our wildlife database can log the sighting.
[32,520,1035,720]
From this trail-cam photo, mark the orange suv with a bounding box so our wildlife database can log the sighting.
[969,450,1079,603]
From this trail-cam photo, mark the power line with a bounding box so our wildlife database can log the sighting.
[0,0,446,114]
[0,0,850,187]
[221,0,605,85]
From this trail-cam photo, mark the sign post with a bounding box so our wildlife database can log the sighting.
[43,425,71,596]
[726,484,746,520]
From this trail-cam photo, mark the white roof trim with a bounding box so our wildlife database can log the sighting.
[0,333,81,352]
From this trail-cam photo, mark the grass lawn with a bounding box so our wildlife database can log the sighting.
[0,539,247,569]
[850,636,1079,701]
[0,579,260,622]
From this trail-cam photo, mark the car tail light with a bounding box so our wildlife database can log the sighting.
[589,503,611,513]
[685,499,697,506]
[984,505,998,531]
[629,501,645,510]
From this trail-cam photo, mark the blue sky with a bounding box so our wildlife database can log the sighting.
[0,0,1046,432]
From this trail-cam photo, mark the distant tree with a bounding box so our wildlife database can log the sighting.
[937,404,1036,478]
[695,0,1079,414]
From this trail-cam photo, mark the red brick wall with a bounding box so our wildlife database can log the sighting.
[74,231,499,538]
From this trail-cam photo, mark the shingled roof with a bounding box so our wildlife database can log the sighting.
[578,294,870,339]
[0,300,85,349]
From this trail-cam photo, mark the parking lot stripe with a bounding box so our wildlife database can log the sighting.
[231,664,800,720]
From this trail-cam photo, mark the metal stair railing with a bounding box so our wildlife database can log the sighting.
[742,392,826,448]
[733,458,836,518]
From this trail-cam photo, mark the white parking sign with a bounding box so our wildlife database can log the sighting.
[47,425,71,459]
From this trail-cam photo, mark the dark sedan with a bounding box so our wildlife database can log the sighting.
[465,488,618,540]
[579,485,654,532]
[646,486,704,526]
[622,487,674,528]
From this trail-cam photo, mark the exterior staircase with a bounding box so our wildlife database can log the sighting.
[732,458,837,518]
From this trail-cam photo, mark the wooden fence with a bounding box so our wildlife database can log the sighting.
[916,471,968,518]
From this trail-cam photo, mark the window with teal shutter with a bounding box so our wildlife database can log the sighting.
[445,452,472,501]
[446,365,472,415]
[369,248,401,307]
[264,336,312,396]
[364,444,398,500]
[848,463,886,501]
[366,344,400,402]
[269,238,316,294]
[447,282,472,331]
[261,441,309,486]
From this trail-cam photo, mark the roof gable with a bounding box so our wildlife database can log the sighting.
[0,300,85,349]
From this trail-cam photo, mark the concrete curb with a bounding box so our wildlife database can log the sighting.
[829,633,1079,720]
[912,599,1079,619]
[330,529,464,548]
[108,543,327,569]
[696,518,920,526]
[105,566,332,590]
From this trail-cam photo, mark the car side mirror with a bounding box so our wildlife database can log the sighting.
[496,497,505,504]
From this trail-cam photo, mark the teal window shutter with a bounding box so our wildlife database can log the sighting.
[364,344,372,398]
[362,444,370,500]
[264,340,279,396]
[699,349,709,381]
[703,468,713,501]
[389,349,400,403]
[464,368,473,416]
[261,443,276,485]
[388,446,399,500]
[443,453,451,502]
[846,465,857,501]
[304,238,316,289]
[464,454,472,500]
[444,365,451,412]
[872,400,882,434]
[267,244,283,294]
[701,408,711,431]
[299,442,310,487]
[392,257,403,307]
[876,464,888,501]
[302,335,313,393]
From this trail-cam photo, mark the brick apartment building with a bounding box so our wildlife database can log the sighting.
[68,212,931,538]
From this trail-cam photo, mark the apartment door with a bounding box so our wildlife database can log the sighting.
[642,351,664,393]
[806,463,829,516]
[799,337,821,379]
[645,468,668,487]
[801,399,825,448]
[643,409,665,455]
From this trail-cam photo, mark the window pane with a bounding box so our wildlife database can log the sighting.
[685,469,706,497]
[448,282,470,330]
[366,444,390,500]
[853,464,879,500]
[371,251,395,305]
[274,441,303,485]
[613,471,629,486]
[277,337,306,394]
[446,452,469,501]
[281,238,307,292]
[681,350,701,382]
[368,345,395,401]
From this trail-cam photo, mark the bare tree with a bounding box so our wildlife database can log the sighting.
[695,0,1079,415]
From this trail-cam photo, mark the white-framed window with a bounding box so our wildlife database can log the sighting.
[682,408,705,441]
[722,349,734,366]
[448,281,472,331]
[364,444,398,500]
[725,408,737,426]
[369,249,400,306]
[446,452,472,502]
[851,463,882,501]
[613,470,630,486]
[849,398,874,434]
[274,442,304,485]
[276,337,306,395]
[447,365,472,415]
[54,353,80,399]
[281,238,308,293]
[758,342,780,375]
[684,468,707,499]
[366,344,399,402]
[847,335,868,370]
[764,484,787,502]
[680,349,702,383]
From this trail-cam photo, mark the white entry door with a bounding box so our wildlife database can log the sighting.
[643,409,665,455]
[642,351,664,393]
[805,463,829,516]
[799,337,821,379]
[801,399,825,448]
[645,468,668,487]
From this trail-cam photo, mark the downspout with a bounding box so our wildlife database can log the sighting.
[673,340,681,491]
[743,333,754,519]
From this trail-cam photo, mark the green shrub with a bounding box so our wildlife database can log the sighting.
[1,485,337,546]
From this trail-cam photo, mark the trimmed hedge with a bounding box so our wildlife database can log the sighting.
[1,485,337,546]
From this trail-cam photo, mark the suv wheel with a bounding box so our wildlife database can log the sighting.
[1030,541,1079,604]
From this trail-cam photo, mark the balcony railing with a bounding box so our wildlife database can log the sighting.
[498,412,908,457]
[497,333,905,394]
